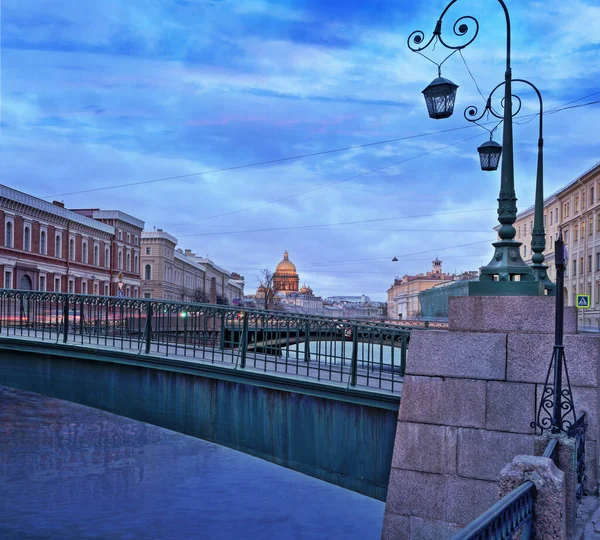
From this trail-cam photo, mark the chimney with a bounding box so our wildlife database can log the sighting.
[185,249,192,256]
[52,201,65,208]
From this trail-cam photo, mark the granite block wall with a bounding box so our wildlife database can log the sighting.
[382,296,600,540]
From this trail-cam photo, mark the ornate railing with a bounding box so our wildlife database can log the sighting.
[0,289,411,393]
[568,412,587,502]
[452,481,535,540]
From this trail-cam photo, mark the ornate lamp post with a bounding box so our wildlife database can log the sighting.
[408,0,544,295]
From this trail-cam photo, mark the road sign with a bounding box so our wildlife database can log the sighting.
[576,294,590,309]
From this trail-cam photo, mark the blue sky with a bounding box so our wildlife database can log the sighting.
[2,0,599,300]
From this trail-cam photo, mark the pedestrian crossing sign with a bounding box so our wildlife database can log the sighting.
[576,294,590,308]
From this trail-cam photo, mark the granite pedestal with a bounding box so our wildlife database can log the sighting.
[381,296,600,540]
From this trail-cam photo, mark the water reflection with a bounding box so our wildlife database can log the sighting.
[0,385,384,539]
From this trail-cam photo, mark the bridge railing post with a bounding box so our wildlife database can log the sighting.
[62,295,69,343]
[240,313,248,368]
[350,327,359,387]
[220,314,225,350]
[145,302,153,354]
[304,321,311,362]
[400,334,408,377]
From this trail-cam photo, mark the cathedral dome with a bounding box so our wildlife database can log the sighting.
[275,251,297,275]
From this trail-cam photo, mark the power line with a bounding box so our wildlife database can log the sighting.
[41,123,495,199]
[178,208,496,238]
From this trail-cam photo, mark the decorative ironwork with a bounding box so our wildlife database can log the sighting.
[532,234,575,434]
[0,288,411,394]
[452,481,534,540]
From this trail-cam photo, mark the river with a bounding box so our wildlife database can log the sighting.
[0,385,384,539]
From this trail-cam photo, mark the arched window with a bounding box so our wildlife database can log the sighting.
[144,265,152,280]
[69,239,75,261]
[5,221,13,248]
[105,247,110,268]
[126,252,131,271]
[134,255,139,273]
[82,242,88,264]
[55,235,61,258]
[24,226,31,251]
[94,245,99,266]
[118,250,123,270]
[40,231,47,255]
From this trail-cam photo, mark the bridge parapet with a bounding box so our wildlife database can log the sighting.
[0,289,412,394]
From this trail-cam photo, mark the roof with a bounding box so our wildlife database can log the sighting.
[91,210,145,230]
[0,184,114,234]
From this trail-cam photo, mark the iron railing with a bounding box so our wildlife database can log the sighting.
[452,481,535,540]
[567,412,587,502]
[0,289,411,393]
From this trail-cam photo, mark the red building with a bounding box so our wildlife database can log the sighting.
[0,185,144,296]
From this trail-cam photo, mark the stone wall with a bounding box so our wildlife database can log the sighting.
[382,296,600,539]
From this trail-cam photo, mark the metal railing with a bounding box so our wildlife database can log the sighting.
[0,289,411,393]
[454,425,586,539]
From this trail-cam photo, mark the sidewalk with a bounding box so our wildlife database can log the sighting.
[575,497,600,539]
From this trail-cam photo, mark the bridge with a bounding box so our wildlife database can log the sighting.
[0,289,413,501]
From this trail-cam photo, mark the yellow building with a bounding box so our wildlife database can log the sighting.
[513,161,600,312]
[387,258,454,319]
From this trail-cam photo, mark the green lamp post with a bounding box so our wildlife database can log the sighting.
[408,0,544,296]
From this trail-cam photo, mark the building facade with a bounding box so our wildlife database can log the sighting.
[387,259,455,319]
[140,229,244,304]
[0,185,143,297]
[513,161,600,312]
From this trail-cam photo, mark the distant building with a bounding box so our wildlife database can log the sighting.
[272,250,299,293]
[387,259,477,319]
[0,185,144,296]
[324,295,386,319]
[140,229,244,304]
[280,284,324,315]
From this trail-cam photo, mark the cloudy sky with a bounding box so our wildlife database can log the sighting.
[2,0,599,300]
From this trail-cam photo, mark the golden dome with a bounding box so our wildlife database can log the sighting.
[275,250,297,275]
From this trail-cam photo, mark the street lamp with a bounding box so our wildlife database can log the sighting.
[407,0,544,295]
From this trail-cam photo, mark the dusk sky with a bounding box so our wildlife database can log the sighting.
[2,0,599,300]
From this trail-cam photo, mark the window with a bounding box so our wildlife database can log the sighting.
[523,223,527,236]
[591,217,594,235]
[94,245,99,266]
[580,257,584,274]
[126,286,131,297]
[39,275,46,292]
[40,231,47,255]
[127,233,131,244]
[144,292,151,299]
[597,252,600,271]
[575,196,580,213]
[588,255,592,272]
[54,277,61,293]
[93,283,99,295]
[68,279,74,294]
[82,281,87,294]
[82,242,88,264]
[118,250,123,270]
[146,247,151,255]
[118,231,123,241]
[4,270,12,289]
[573,260,577,275]
[523,246,527,257]
[134,236,138,246]
[564,202,570,218]
[144,265,152,280]
[134,255,139,273]
[105,247,110,268]
[55,235,62,258]
[530,221,533,235]
[69,238,75,261]
[550,212,553,225]
[104,284,109,296]
[592,187,595,205]
[543,214,546,227]
[5,221,13,247]
[556,208,558,222]
[574,224,579,241]
[24,226,31,251]
[582,222,586,239]
[564,230,569,243]
[126,252,131,271]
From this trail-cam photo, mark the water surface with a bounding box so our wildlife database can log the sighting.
[0,385,384,539]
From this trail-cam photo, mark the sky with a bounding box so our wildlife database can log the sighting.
[1,0,600,300]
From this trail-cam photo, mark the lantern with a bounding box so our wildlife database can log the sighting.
[477,139,503,171]
[421,77,459,119]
